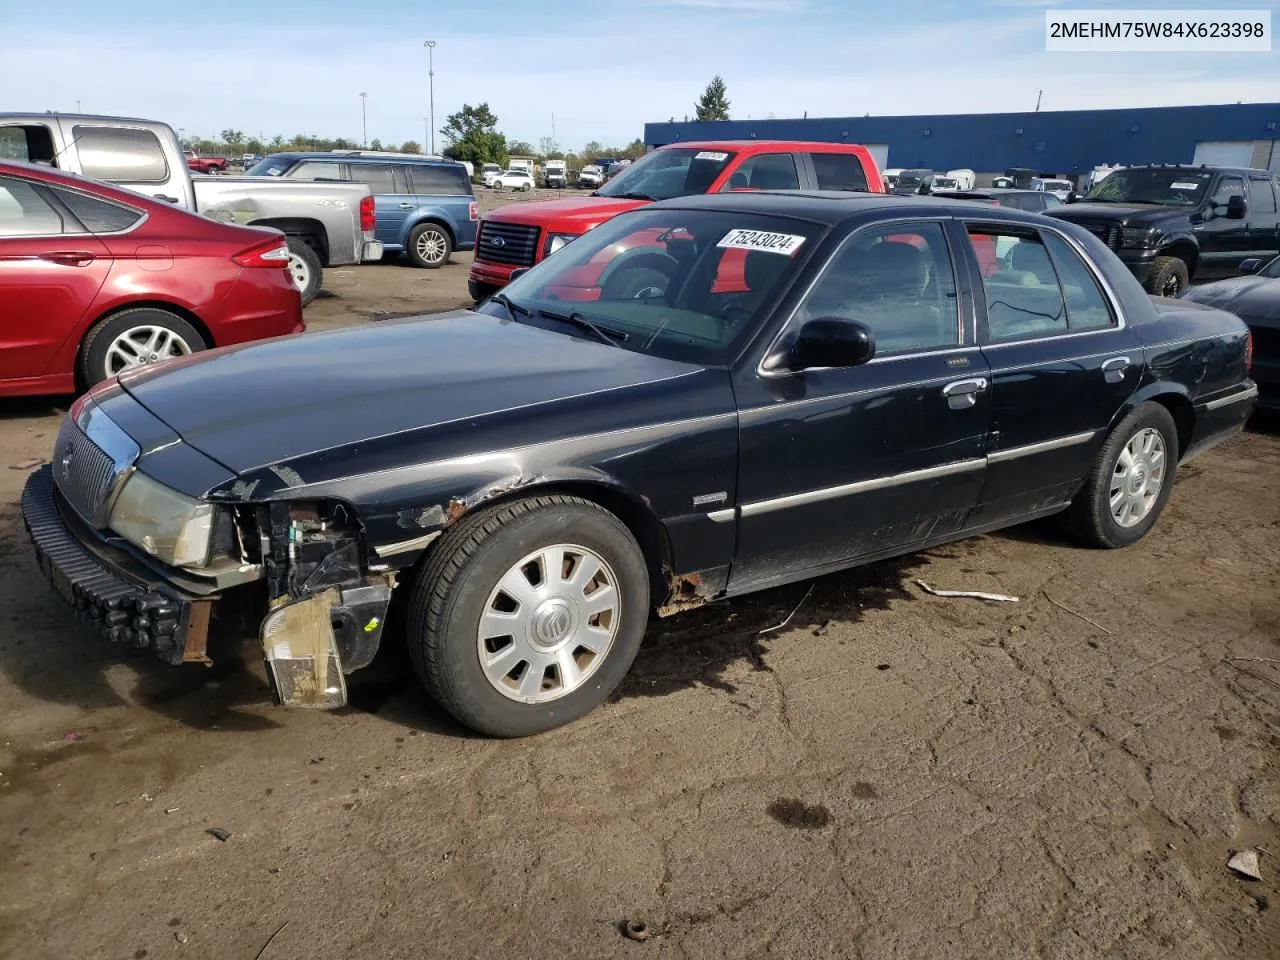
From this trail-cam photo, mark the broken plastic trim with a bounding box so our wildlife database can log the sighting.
[261,588,348,709]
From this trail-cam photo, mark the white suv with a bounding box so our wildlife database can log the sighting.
[491,169,534,191]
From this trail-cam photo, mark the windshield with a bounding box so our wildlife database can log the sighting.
[1085,168,1211,206]
[1258,256,1280,279]
[933,177,957,189]
[246,157,293,177]
[477,208,822,364]
[896,170,930,186]
[597,148,737,200]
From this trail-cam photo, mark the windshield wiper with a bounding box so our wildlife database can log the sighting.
[490,292,531,322]
[537,308,630,346]
[613,191,657,201]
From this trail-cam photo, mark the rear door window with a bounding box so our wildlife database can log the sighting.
[1249,177,1277,215]
[721,153,800,192]
[71,126,169,183]
[808,153,869,192]
[349,163,399,194]
[0,178,71,236]
[967,227,1068,341]
[409,164,470,195]
[1041,232,1115,331]
[52,187,144,233]
[288,160,345,180]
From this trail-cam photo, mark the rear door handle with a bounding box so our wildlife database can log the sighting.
[941,377,988,410]
[40,251,97,267]
[398,202,415,210]
[1101,356,1130,384]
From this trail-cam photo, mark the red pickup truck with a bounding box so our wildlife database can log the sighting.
[468,139,884,301]
[184,149,228,175]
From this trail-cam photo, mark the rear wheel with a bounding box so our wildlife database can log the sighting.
[1062,402,1179,548]
[80,308,206,387]
[407,495,650,737]
[407,222,452,269]
[1147,256,1189,297]
[285,237,323,305]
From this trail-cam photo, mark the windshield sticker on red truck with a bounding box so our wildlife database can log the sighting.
[695,151,729,161]
[717,228,807,255]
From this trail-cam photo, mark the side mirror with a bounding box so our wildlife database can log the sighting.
[1239,258,1262,274]
[1066,190,1079,204]
[764,317,875,372]
[1226,194,1247,219]
[509,267,531,281]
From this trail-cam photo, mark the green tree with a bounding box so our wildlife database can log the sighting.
[370,137,384,151]
[582,140,604,161]
[399,140,421,154]
[622,138,647,160]
[270,135,286,149]
[440,103,507,167]
[506,138,534,156]
[538,136,562,159]
[245,138,264,155]
[219,128,245,150]
[695,76,730,122]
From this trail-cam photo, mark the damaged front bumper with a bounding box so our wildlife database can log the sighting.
[22,465,394,710]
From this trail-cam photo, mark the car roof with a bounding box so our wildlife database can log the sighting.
[648,189,1054,227]
[262,152,461,166]
[658,139,873,154]
[1124,163,1271,177]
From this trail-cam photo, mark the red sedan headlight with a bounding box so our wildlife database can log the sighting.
[233,237,291,268]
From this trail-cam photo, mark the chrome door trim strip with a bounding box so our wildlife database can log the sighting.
[739,458,986,518]
[706,508,736,523]
[1203,384,1259,411]
[986,430,1098,464]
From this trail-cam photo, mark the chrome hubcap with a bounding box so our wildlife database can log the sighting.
[478,543,620,703]
[1110,427,1166,527]
[416,230,447,263]
[105,325,191,375]
[288,252,310,291]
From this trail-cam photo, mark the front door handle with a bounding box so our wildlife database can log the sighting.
[40,251,97,267]
[1101,356,1130,384]
[398,202,415,210]
[155,195,180,204]
[941,377,989,410]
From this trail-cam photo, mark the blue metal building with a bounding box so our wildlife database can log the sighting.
[643,103,1280,180]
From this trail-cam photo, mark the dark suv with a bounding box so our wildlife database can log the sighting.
[247,151,477,268]
[1047,164,1280,296]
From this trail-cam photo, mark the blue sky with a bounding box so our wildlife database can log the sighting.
[0,0,1274,151]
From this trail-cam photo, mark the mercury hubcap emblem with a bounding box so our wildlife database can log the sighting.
[532,599,573,648]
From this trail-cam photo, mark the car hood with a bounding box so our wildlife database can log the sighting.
[1181,275,1280,325]
[117,311,700,476]
[485,195,649,232]
[1048,203,1187,225]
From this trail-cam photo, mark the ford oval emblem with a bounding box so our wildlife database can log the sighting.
[491,236,506,248]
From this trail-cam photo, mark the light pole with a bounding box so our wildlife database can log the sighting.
[424,41,437,156]
[423,117,430,155]
[360,92,368,148]
[75,100,81,112]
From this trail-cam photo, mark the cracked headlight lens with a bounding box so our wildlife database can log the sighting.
[109,472,214,568]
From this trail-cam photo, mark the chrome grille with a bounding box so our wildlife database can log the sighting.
[1078,222,1122,250]
[477,220,540,266]
[53,417,116,524]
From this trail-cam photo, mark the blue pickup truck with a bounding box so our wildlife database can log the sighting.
[246,151,477,269]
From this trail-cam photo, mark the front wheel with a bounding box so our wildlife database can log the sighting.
[1061,402,1179,548]
[407,223,452,269]
[407,495,650,737]
[1147,256,1189,297]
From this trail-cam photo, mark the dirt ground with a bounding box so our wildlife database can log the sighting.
[0,190,1278,960]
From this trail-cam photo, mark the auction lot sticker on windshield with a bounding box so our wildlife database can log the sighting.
[717,229,807,255]
[1171,181,1203,190]
[695,151,729,161]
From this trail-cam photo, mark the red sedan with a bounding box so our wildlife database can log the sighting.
[0,160,304,397]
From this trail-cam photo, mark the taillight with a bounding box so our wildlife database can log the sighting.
[360,195,376,232]
[233,237,290,268]
[469,201,478,221]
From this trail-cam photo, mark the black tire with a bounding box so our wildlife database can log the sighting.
[1147,255,1189,297]
[468,279,499,303]
[285,237,323,306]
[1061,402,1179,548]
[406,222,452,269]
[79,307,207,388]
[407,495,651,737]
[600,261,675,301]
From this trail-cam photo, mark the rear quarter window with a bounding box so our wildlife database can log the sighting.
[71,126,169,183]
[809,152,869,192]
[52,188,143,232]
[409,164,471,196]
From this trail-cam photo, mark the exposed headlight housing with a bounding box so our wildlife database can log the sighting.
[1120,227,1158,249]
[544,232,578,257]
[108,471,215,568]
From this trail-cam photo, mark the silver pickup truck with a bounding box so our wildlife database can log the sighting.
[0,113,382,304]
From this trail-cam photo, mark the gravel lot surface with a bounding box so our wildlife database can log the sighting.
[1,188,1277,960]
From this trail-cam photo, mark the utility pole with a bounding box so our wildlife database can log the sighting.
[360,92,367,147]
[552,112,556,152]
[424,117,430,155]
[75,99,81,112]
[424,41,438,156]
